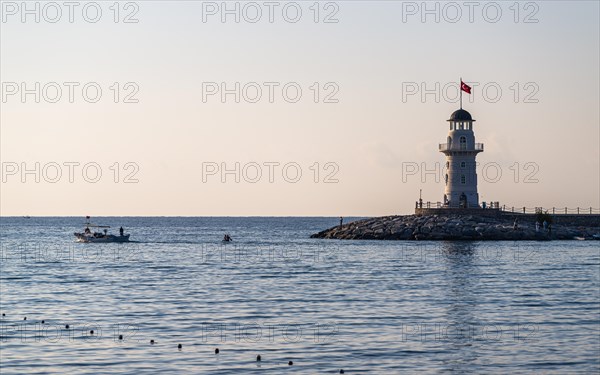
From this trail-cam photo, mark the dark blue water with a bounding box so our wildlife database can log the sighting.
[1,217,599,374]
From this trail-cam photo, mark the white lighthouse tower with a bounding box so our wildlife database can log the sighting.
[439,108,484,208]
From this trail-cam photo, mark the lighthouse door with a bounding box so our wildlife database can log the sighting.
[459,193,467,208]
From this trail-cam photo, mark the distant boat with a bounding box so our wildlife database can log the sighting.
[74,217,130,243]
[23,216,31,219]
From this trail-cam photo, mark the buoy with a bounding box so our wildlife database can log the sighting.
[41,320,45,324]
[65,324,70,329]
[288,361,293,366]
[215,348,219,354]
[256,355,261,361]
[90,330,94,335]
[119,335,123,340]
[23,317,27,320]
[2,313,5,317]
[150,340,155,344]
[340,370,345,374]
[178,344,182,349]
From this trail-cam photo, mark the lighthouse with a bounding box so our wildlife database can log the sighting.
[439,108,484,208]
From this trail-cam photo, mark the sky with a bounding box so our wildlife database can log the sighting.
[1,0,599,216]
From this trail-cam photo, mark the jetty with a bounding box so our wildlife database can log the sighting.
[312,208,600,241]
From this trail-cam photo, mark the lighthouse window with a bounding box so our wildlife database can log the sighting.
[461,161,466,168]
[445,174,448,185]
[459,122,464,130]
[467,123,471,130]
[459,136,466,150]
[461,175,466,184]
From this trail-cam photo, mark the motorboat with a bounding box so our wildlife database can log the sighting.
[74,217,130,243]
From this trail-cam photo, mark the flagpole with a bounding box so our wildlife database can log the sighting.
[460,77,462,109]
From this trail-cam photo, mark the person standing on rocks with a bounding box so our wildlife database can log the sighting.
[339,217,343,228]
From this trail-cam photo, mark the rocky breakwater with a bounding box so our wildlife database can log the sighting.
[311,214,600,241]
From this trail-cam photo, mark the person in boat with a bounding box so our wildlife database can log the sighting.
[103,229,108,237]
[120,227,124,236]
[223,234,232,242]
[84,227,91,235]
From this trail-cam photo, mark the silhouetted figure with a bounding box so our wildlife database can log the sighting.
[513,219,519,231]
[256,355,261,362]
[120,227,124,236]
[339,217,343,228]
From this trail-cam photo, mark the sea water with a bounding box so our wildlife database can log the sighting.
[1,217,599,374]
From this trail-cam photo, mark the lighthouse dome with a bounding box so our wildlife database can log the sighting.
[447,109,475,122]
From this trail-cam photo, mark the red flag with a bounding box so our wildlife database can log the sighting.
[461,81,472,94]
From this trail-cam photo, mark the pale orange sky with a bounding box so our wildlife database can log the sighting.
[1,1,598,216]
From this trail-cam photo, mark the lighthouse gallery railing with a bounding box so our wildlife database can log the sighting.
[439,143,484,152]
